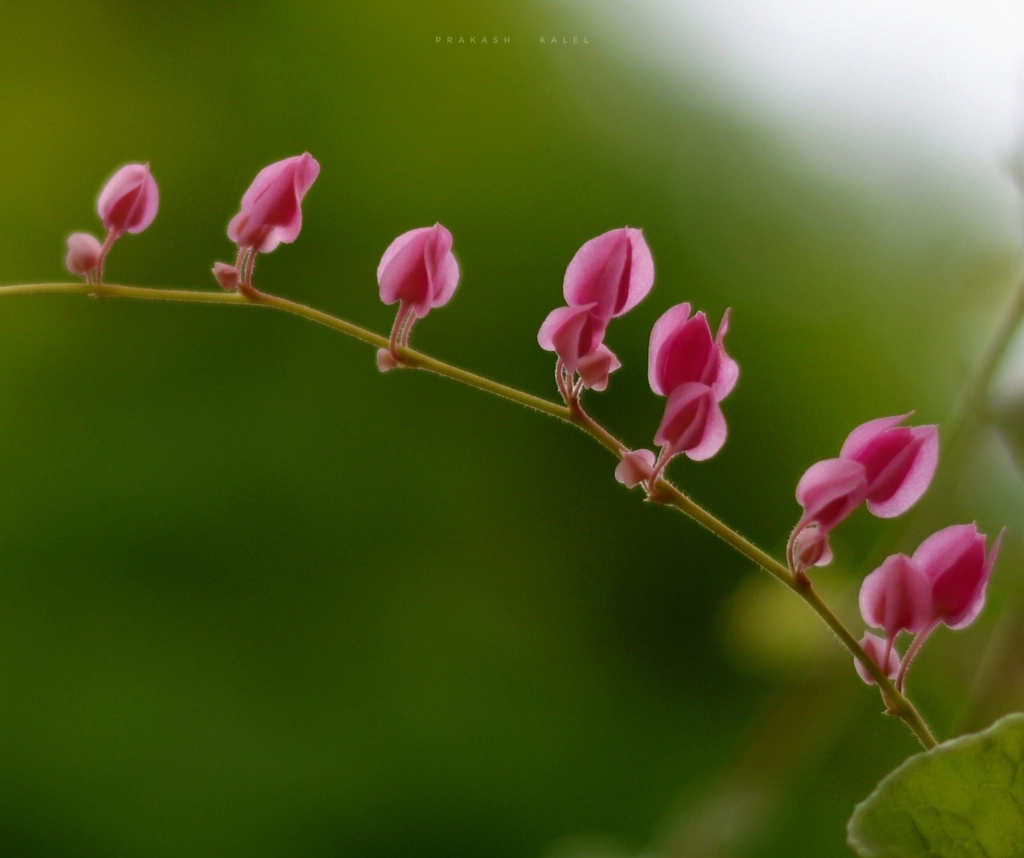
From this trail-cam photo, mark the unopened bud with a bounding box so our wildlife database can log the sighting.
[792,523,832,572]
[614,449,656,489]
[65,232,102,276]
[212,262,241,292]
[376,348,401,372]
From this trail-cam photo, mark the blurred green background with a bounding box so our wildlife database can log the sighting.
[0,2,1021,856]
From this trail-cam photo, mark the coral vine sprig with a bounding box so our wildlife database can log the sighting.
[213,153,320,298]
[858,523,1004,693]
[376,223,461,370]
[32,157,1014,751]
[65,163,159,285]
[788,414,939,575]
[539,227,654,401]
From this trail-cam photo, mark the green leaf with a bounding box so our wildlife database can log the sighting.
[848,713,1024,857]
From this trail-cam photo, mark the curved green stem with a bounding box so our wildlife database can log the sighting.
[0,280,937,749]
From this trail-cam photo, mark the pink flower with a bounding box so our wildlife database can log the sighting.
[563,227,654,319]
[228,153,320,254]
[654,382,728,462]
[98,163,159,236]
[377,223,460,360]
[648,303,738,400]
[840,414,938,518]
[65,233,102,277]
[859,553,932,644]
[615,449,656,489]
[912,523,1004,630]
[855,632,901,686]
[792,414,938,542]
[539,229,655,401]
[218,153,320,295]
[65,163,160,284]
[378,224,460,318]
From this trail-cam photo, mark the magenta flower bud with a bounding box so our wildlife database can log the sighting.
[791,523,833,572]
[212,262,240,292]
[378,223,461,320]
[795,457,868,532]
[228,153,320,253]
[97,163,159,236]
[855,632,901,686]
[912,523,1004,630]
[648,303,738,400]
[654,382,728,462]
[840,414,939,518]
[65,232,102,276]
[859,553,932,644]
[563,227,654,320]
[615,449,656,489]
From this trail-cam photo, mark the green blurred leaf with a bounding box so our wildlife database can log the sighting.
[847,713,1024,858]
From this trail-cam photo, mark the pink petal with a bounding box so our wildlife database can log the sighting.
[431,244,461,309]
[912,523,980,580]
[424,224,460,310]
[563,227,654,319]
[378,228,433,313]
[649,308,714,398]
[859,553,932,639]
[794,457,868,531]
[863,425,939,518]
[686,394,728,461]
[840,413,913,460]
[648,303,691,394]
[948,528,1005,630]
[711,308,739,400]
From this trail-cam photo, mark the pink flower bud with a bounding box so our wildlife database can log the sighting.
[377,223,460,319]
[228,153,320,253]
[563,228,654,320]
[654,382,728,461]
[912,523,1004,630]
[859,553,932,643]
[855,632,901,686]
[97,163,159,235]
[648,303,738,400]
[212,262,240,292]
[840,414,939,518]
[65,232,102,276]
[791,523,832,572]
[615,449,656,488]
[576,344,621,392]
[795,457,868,531]
[376,349,401,372]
